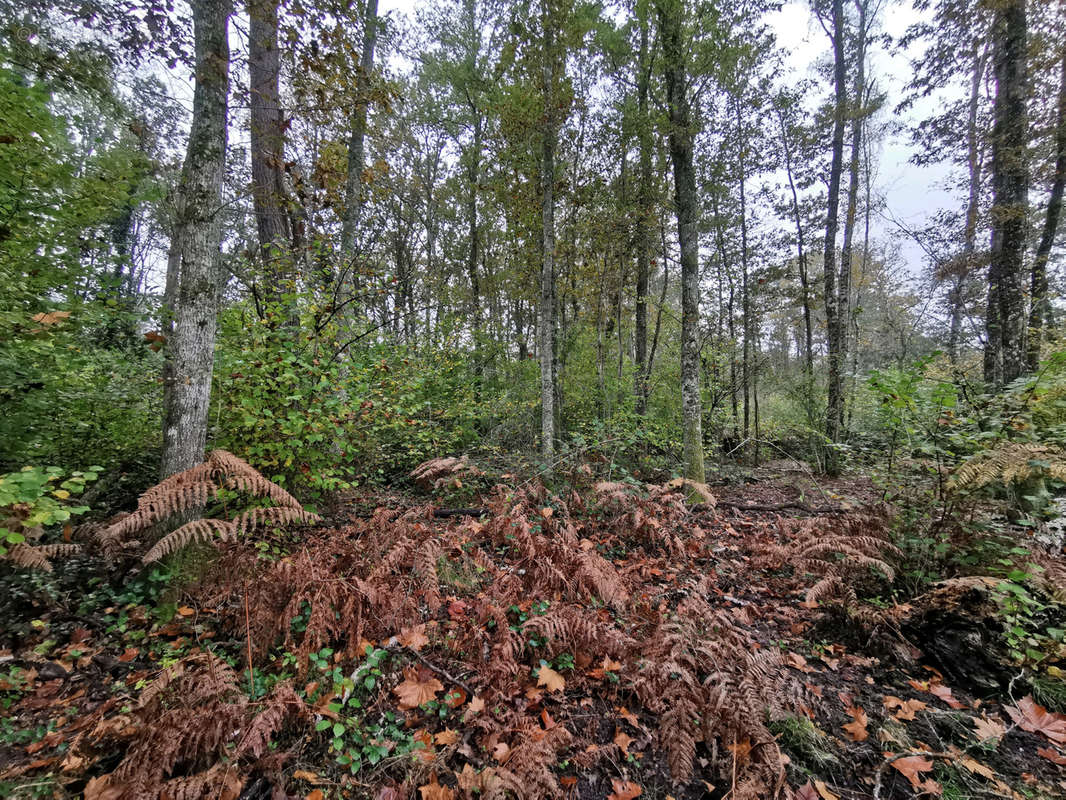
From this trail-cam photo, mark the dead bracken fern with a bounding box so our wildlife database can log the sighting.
[759,509,898,611]
[410,455,485,491]
[71,651,306,799]
[198,483,795,798]
[949,441,1066,492]
[90,449,319,563]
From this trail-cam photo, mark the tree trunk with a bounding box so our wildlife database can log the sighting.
[340,0,379,264]
[952,39,990,367]
[985,0,1029,386]
[837,0,867,436]
[822,0,848,475]
[539,0,557,460]
[1028,47,1065,370]
[776,105,813,379]
[247,0,290,310]
[161,0,230,478]
[657,0,705,488]
[633,1,652,416]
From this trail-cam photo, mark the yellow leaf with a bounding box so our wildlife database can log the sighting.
[52,489,70,499]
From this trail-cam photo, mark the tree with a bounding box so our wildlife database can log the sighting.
[819,0,849,474]
[633,0,654,416]
[984,0,1029,385]
[341,0,379,264]
[247,0,291,310]
[1028,44,1065,369]
[539,0,559,460]
[656,0,705,486]
[160,0,231,478]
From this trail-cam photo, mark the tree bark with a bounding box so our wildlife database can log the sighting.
[951,38,989,367]
[837,0,868,435]
[1028,47,1065,370]
[657,0,705,487]
[985,0,1029,386]
[247,0,290,310]
[341,0,379,265]
[539,0,557,460]
[161,0,230,478]
[633,0,652,416]
[822,0,848,475]
[776,105,813,379]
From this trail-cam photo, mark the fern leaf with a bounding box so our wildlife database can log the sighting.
[142,519,237,564]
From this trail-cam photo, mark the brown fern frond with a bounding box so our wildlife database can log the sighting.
[2,543,53,571]
[232,505,318,534]
[142,519,237,564]
[950,441,1066,492]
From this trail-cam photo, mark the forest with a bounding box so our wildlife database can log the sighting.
[1,0,1066,797]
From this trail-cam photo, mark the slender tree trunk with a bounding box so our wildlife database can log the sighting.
[837,0,867,435]
[658,0,705,487]
[737,99,751,450]
[161,0,230,478]
[340,0,378,265]
[539,0,557,460]
[634,1,652,416]
[777,106,813,378]
[247,0,290,310]
[467,114,483,379]
[822,0,848,475]
[1028,47,1065,370]
[952,40,990,367]
[985,0,1029,385]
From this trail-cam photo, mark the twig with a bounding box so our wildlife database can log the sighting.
[692,500,845,514]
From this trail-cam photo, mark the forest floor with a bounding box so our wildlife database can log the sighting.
[2,463,1066,800]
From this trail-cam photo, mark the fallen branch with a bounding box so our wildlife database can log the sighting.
[691,501,846,514]
[432,507,488,518]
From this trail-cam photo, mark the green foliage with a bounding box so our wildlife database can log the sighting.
[0,465,97,556]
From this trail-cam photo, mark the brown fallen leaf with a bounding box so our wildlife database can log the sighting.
[292,770,321,784]
[883,695,927,721]
[456,764,481,794]
[614,728,634,755]
[536,663,566,693]
[417,775,455,800]
[1006,696,1066,745]
[889,754,935,789]
[958,755,995,780]
[842,705,869,742]
[399,624,429,651]
[306,791,325,800]
[393,667,444,709]
[928,683,966,709]
[794,782,819,800]
[434,729,459,746]
[813,779,839,800]
[1037,746,1066,766]
[608,779,642,800]
[972,715,1006,742]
